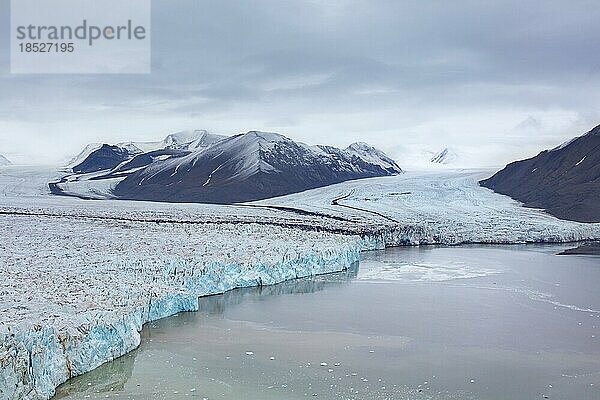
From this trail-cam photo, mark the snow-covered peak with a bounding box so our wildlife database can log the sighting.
[243,131,291,143]
[118,142,147,154]
[67,129,226,169]
[199,131,289,153]
[430,147,459,164]
[219,131,295,156]
[346,142,402,173]
[118,129,225,153]
[65,143,103,169]
[550,124,600,153]
[163,129,225,150]
[163,130,206,147]
[0,154,11,166]
[550,137,578,153]
[347,142,375,152]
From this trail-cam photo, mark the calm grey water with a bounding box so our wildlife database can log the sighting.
[55,245,600,400]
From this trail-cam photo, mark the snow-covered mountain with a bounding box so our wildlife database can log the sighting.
[387,145,475,169]
[480,124,600,223]
[0,154,11,166]
[430,147,459,164]
[344,142,401,173]
[67,130,225,173]
[53,130,402,203]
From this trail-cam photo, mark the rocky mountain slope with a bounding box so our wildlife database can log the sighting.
[54,130,402,203]
[480,125,600,223]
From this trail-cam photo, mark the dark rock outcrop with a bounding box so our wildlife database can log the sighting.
[480,125,600,223]
[113,131,402,204]
[72,144,134,174]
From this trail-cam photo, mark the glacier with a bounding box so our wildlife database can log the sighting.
[1,166,599,400]
[256,169,600,247]
[0,214,361,400]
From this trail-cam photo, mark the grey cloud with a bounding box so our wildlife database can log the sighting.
[0,0,599,166]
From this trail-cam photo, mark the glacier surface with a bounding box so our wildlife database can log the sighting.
[0,213,360,400]
[255,169,600,246]
[0,166,599,399]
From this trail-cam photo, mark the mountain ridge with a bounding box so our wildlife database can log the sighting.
[53,130,402,204]
[480,124,600,223]
[0,154,11,166]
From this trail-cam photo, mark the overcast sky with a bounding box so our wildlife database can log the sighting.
[1,0,600,166]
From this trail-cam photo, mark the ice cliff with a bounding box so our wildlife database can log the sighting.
[0,215,360,400]
[1,167,600,400]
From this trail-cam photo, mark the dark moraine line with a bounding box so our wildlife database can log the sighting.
[48,176,102,201]
[331,189,400,223]
[238,204,353,223]
[0,209,369,237]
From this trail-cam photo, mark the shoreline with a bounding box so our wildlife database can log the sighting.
[558,241,600,256]
[2,169,600,400]
[2,223,598,400]
[4,246,362,400]
[44,238,592,400]
[52,238,598,400]
[0,217,361,400]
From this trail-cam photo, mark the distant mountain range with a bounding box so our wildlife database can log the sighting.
[52,130,402,203]
[480,124,600,223]
[66,130,226,173]
[0,154,11,166]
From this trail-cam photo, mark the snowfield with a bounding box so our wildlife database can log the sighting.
[0,166,599,399]
[256,169,600,245]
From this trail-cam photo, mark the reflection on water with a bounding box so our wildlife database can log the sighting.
[197,263,358,315]
[54,349,136,399]
[54,264,358,399]
[54,247,600,400]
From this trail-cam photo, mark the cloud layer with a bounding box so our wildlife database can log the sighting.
[1,0,599,166]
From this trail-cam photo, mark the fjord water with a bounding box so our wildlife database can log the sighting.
[55,245,600,400]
